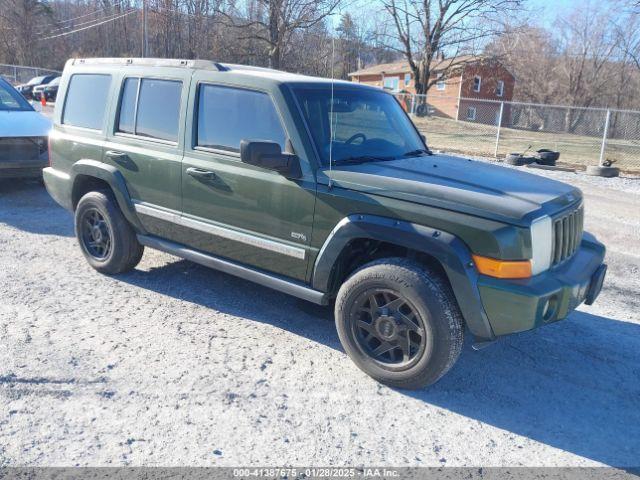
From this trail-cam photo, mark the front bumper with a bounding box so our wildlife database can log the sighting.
[477,232,606,337]
[0,160,48,178]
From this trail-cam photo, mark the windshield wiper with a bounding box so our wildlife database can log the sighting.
[333,155,395,165]
[402,148,433,157]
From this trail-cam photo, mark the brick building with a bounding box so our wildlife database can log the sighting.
[348,55,515,123]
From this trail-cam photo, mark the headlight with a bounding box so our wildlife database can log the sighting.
[530,215,553,275]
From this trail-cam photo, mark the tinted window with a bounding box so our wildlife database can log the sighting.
[63,74,111,129]
[294,87,423,166]
[197,85,286,152]
[117,78,138,134]
[0,79,32,111]
[135,79,182,141]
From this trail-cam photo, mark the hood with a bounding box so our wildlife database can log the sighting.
[321,154,581,226]
[0,110,52,138]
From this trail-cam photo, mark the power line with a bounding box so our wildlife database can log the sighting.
[51,0,127,26]
[42,6,131,35]
[39,9,136,40]
[37,0,127,36]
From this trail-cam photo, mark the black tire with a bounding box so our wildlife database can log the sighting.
[586,165,620,178]
[505,153,525,166]
[334,258,464,389]
[535,149,559,166]
[416,104,428,117]
[74,190,144,274]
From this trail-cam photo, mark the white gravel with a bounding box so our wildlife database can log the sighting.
[0,169,639,468]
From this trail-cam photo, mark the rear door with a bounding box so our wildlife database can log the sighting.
[177,75,317,281]
[103,69,189,239]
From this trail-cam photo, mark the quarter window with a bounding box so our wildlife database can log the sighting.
[63,74,111,129]
[196,84,286,152]
[117,78,182,142]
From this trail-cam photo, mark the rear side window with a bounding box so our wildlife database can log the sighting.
[117,78,182,142]
[197,84,286,152]
[62,74,111,130]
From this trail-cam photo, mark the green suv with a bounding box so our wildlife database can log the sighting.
[44,58,607,388]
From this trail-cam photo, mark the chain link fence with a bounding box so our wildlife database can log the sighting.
[0,64,61,86]
[394,93,640,173]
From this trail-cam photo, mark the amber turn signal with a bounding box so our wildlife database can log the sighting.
[472,255,532,279]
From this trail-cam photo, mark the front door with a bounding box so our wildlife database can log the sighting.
[178,81,316,281]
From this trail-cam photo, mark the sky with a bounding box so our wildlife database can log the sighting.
[332,0,582,28]
[525,0,578,24]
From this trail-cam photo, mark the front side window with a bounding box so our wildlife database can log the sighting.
[63,74,111,129]
[196,84,286,152]
[294,87,425,166]
[117,78,182,142]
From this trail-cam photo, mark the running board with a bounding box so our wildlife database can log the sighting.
[137,234,328,305]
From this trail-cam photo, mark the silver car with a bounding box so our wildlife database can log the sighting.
[0,77,51,179]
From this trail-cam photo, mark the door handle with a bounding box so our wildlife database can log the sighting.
[186,167,217,179]
[105,150,129,164]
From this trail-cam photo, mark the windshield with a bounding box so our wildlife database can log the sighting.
[0,80,33,111]
[294,86,426,166]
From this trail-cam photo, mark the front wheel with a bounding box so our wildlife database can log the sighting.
[75,190,144,274]
[335,258,464,389]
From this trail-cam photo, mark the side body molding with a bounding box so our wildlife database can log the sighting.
[71,159,147,234]
[312,214,495,341]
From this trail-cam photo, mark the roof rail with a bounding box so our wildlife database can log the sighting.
[71,57,226,71]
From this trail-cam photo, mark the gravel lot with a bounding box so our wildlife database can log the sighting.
[0,165,639,468]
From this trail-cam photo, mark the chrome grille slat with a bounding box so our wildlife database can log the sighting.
[552,204,583,267]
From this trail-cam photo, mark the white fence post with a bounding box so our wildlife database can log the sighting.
[411,94,416,115]
[599,109,611,166]
[494,101,504,158]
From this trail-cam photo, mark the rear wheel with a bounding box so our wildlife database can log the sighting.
[75,190,143,274]
[335,258,464,389]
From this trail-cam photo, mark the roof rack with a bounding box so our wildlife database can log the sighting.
[71,57,227,71]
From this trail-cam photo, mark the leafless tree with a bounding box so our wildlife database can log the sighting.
[219,0,340,69]
[379,0,524,96]
[0,0,52,65]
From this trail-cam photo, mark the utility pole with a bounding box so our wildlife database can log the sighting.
[141,0,148,58]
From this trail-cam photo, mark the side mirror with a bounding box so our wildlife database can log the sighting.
[240,140,301,178]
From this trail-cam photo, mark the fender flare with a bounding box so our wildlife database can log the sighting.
[312,214,495,341]
[71,159,147,234]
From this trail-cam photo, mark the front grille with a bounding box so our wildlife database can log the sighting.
[0,137,46,163]
[551,204,584,266]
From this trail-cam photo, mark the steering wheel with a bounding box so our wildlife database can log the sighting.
[345,133,367,145]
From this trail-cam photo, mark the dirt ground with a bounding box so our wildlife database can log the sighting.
[0,164,639,467]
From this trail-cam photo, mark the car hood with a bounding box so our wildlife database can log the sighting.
[321,154,581,226]
[0,110,52,138]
